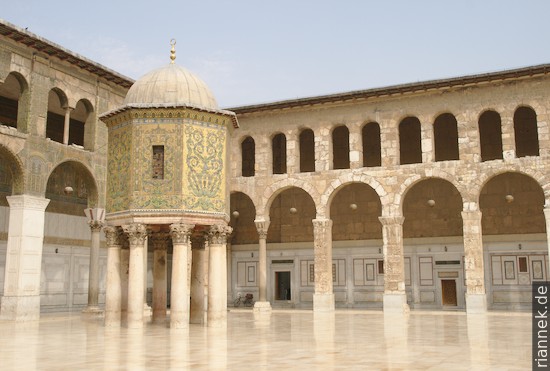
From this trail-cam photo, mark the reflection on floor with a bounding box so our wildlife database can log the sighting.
[0,309,530,370]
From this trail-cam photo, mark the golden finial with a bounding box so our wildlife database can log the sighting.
[170,39,176,63]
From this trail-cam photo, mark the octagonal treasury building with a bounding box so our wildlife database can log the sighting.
[1,21,550,323]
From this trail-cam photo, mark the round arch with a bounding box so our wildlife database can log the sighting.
[229,191,257,245]
[323,175,385,217]
[260,178,319,218]
[0,144,24,195]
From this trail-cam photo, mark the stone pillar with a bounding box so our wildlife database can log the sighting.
[0,195,49,321]
[287,132,298,174]
[169,223,194,329]
[226,236,232,306]
[83,219,103,315]
[150,232,169,324]
[143,234,151,318]
[501,112,516,160]
[378,216,409,314]
[544,206,550,263]
[62,106,73,145]
[254,219,271,312]
[207,224,232,327]
[122,223,147,328]
[349,125,362,169]
[462,210,487,313]
[104,226,122,327]
[190,234,208,324]
[312,218,334,312]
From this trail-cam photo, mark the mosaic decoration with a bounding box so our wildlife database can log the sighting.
[132,123,181,209]
[106,124,131,212]
[183,122,226,212]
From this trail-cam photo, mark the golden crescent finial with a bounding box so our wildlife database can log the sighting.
[170,39,176,64]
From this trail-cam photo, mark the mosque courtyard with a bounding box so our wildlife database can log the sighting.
[0,309,530,370]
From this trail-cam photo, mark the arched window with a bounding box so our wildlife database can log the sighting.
[362,122,381,167]
[332,125,350,169]
[299,128,315,172]
[399,116,422,165]
[71,99,91,147]
[241,136,255,177]
[0,73,25,130]
[272,133,287,174]
[434,113,459,161]
[46,88,69,144]
[479,110,503,161]
[514,106,539,157]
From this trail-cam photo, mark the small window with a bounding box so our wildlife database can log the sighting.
[518,257,528,273]
[152,145,164,179]
[378,260,384,274]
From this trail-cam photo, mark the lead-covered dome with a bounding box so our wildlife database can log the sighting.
[123,63,218,110]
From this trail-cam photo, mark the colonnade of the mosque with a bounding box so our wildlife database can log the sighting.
[103,223,231,328]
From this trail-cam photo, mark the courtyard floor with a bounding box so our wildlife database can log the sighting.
[0,309,530,370]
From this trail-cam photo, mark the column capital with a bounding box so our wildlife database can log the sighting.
[170,223,194,244]
[254,219,270,238]
[150,231,170,251]
[208,224,233,245]
[378,216,405,226]
[122,223,148,246]
[6,194,50,211]
[88,220,104,232]
[103,226,122,247]
[191,233,207,250]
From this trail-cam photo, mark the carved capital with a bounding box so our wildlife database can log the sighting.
[88,220,104,232]
[170,223,194,245]
[378,216,405,226]
[255,219,270,239]
[208,224,233,245]
[150,232,170,251]
[122,223,148,247]
[103,226,122,247]
[191,233,207,250]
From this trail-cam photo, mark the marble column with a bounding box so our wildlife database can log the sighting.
[104,226,122,327]
[312,218,334,312]
[122,223,148,328]
[62,106,73,145]
[83,219,104,315]
[226,235,232,306]
[0,195,49,321]
[151,232,169,324]
[254,219,271,312]
[190,234,208,324]
[169,223,194,329]
[207,224,232,327]
[120,237,130,317]
[378,216,409,314]
[462,210,487,313]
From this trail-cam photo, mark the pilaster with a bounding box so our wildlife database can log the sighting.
[0,195,50,321]
[312,218,334,312]
[378,216,409,314]
[462,210,487,313]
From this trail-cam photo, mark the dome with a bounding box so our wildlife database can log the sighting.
[123,63,218,110]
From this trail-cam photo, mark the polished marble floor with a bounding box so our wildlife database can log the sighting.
[0,309,530,370]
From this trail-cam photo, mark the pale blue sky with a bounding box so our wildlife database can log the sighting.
[3,0,550,107]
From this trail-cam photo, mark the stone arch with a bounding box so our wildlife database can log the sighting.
[260,178,319,218]
[471,166,548,205]
[240,135,255,177]
[0,144,24,196]
[0,71,30,132]
[229,191,258,245]
[46,88,70,143]
[394,172,467,216]
[323,174,385,218]
[402,177,464,238]
[513,105,539,158]
[44,160,99,214]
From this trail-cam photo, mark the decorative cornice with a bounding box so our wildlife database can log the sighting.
[122,223,148,247]
[208,224,233,245]
[170,223,195,245]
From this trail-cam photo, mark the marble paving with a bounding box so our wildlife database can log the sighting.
[0,309,530,370]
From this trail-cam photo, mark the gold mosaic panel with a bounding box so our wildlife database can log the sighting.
[132,122,182,209]
[106,123,131,212]
[182,121,226,213]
